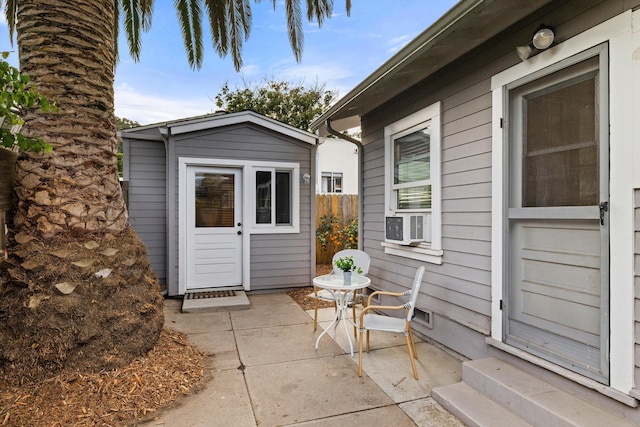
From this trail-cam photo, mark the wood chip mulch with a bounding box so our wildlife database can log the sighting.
[0,328,207,427]
[286,264,336,311]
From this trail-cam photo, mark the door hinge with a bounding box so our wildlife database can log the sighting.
[500,118,504,128]
[499,299,503,310]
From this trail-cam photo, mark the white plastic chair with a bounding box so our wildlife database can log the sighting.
[358,266,425,380]
[312,249,370,335]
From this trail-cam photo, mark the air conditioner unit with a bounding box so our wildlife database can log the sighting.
[385,214,425,246]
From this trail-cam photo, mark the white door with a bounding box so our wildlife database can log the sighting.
[186,166,242,289]
[505,45,609,383]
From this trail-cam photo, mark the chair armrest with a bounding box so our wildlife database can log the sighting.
[367,290,405,306]
[359,304,407,326]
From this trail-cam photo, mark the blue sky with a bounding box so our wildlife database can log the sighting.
[1,1,456,125]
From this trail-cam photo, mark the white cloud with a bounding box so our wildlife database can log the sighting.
[386,33,417,55]
[114,83,215,125]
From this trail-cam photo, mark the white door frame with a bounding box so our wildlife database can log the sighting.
[179,158,251,294]
[490,11,637,394]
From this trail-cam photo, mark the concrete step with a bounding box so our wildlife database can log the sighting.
[432,358,635,427]
[433,382,533,427]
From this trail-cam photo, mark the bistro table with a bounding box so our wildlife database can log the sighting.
[313,273,371,356]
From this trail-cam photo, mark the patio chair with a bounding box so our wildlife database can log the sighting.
[312,249,371,335]
[358,265,425,380]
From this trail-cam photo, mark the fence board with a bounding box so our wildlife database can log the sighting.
[315,194,359,264]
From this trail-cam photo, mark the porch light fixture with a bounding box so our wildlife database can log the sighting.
[516,24,555,61]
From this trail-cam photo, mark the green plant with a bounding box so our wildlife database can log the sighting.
[0,52,56,153]
[316,214,338,251]
[334,255,362,273]
[316,215,359,252]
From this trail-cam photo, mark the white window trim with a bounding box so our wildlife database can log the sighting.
[250,164,300,233]
[490,10,636,395]
[383,102,443,264]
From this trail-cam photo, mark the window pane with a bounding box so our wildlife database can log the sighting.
[394,127,430,184]
[523,73,598,207]
[195,173,234,227]
[256,171,271,224]
[275,171,291,224]
[334,176,342,193]
[397,185,431,209]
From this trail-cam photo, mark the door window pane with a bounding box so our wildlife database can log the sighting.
[256,171,271,224]
[523,69,598,207]
[195,173,234,227]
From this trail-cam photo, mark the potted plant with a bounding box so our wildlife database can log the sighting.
[334,255,363,284]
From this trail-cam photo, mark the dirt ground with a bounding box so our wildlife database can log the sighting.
[0,266,331,426]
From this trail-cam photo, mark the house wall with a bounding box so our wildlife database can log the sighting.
[360,0,638,362]
[124,137,167,285]
[168,123,313,293]
[316,138,359,194]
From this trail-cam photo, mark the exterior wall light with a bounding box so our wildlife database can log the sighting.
[516,24,555,61]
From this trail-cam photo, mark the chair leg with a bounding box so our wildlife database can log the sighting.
[408,329,418,359]
[366,330,370,352]
[405,333,419,380]
[358,330,364,377]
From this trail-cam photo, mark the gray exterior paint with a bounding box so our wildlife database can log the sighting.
[317,0,640,417]
[123,112,316,296]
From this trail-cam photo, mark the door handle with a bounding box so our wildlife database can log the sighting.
[599,201,608,226]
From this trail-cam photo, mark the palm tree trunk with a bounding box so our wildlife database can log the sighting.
[0,0,164,382]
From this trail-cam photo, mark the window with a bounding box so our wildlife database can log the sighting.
[321,172,343,193]
[255,169,292,226]
[250,161,300,233]
[384,102,442,264]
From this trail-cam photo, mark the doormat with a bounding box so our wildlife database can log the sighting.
[184,290,237,300]
[181,290,250,312]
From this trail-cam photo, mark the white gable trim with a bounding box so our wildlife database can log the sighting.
[491,10,636,395]
[168,111,318,145]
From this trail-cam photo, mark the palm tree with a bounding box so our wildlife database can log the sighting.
[0,0,349,382]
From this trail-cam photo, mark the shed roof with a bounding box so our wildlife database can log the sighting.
[310,0,554,135]
[121,110,318,145]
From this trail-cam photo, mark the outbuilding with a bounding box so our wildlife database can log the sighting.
[122,111,317,297]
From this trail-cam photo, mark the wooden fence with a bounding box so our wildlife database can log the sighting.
[315,194,359,264]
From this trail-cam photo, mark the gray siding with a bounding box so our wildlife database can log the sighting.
[125,138,167,284]
[168,123,313,293]
[359,0,634,359]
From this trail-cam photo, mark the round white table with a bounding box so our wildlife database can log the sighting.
[313,273,371,356]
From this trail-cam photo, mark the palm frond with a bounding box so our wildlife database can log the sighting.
[114,0,120,65]
[227,0,249,71]
[122,0,143,61]
[175,0,204,70]
[306,0,333,27]
[204,0,229,57]
[140,0,154,30]
[285,0,303,62]
[4,0,17,45]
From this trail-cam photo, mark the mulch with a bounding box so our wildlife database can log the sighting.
[0,328,207,427]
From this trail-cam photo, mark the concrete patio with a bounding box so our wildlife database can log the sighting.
[141,292,465,426]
